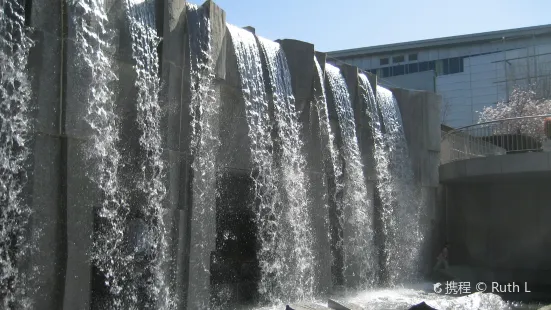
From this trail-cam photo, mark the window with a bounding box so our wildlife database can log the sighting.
[393,55,405,63]
[428,61,436,71]
[381,67,390,77]
[380,58,389,66]
[408,53,418,61]
[408,63,419,74]
[449,57,464,74]
[419,61,429,72]
[442,59,450,75]
[392,65,405,76]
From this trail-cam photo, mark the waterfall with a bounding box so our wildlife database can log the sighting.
[124,1,172,308]
[325,64,376,288]
[186,3,220,309]
[0,0,33,308]
[312,58,344,286]
[227,24,285,304]
[69,1,131,308]
[375,86,422,285]
[258,37,315,301]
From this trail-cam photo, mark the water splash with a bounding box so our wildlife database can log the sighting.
[186,3,220,309]
[258,37,315,301]
[0,0,33,308]
[124,1,172,308]
[325,64,376,289]
[227,25,281,304]
[313,58,345,285]
[375,86,422,285]
[69,1,130,308]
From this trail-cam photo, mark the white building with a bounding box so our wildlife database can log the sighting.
[327,24,551,128]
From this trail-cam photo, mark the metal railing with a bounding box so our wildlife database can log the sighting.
[441,114,551,164]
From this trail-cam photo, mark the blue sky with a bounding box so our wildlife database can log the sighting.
[199,0,550,52]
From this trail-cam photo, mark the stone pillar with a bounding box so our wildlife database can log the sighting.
[185,1,227,308]
[391,88,442,276]
[157,1,187,307]
[279,39,332,295]
[26,1,65,309]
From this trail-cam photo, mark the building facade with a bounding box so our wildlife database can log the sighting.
[327,24,551,128]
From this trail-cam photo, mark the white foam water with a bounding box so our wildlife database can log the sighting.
[0,1,33,308]
[124,1,172,308]
[325,64,376,289]
[258,37,315,302]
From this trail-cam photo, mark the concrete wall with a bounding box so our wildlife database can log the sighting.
[381,70,435,92]
[443,176,551,286]
[391,89,442,274]
[14,0,441,308]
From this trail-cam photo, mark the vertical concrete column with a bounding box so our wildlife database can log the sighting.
[391,88,442,276]
[26,1,66,309]
[158,1,187,307]
[186,1,226,308]
[279,39,332,295]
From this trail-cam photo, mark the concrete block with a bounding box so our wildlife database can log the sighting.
[501,152,551,174]
[28,134,65,310]
[203,0,227,80]
[307,171,331,295]
[366,72,377,98]
[392,89,426,153]
[243,26,255,34]
[30,0,62,36]
[425,92,442,152]
[421,150,440,187]
[315,52,327,73]
[439,160,467,182]
[160,0,186,68]
[465,156,502,176]
[160,62,185,152]
[278,39,315,101]
[162,0,186,42]
[339,64,359,128]
[27,30,62,136]
[63,138,95,310]
[218,75,252,171]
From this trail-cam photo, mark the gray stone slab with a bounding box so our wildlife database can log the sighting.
[28,134,65,310]
[63,138,95,310]
[464,156,502,176]
[218,85,252,171]
[422,150,440,187]
[501,152,551,174]
[243,26,255,34]
[28,31,62,136]
[307,171,332,295]
[425,92,442,152]
[439,160,467,182]
[30,0,62,36]
[160,62,185,152]
[203,0,227,80]
[279,39,315,101]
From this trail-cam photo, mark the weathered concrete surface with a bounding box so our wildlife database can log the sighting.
[445,177,551,286]
[440,152,551,182]
[280,39,331,295]
[391,88,441,275]
[186,3,226,309]
[26,3,65,306]
[62,139,95,310]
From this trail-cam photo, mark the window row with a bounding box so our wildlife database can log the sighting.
[369,57,465,78]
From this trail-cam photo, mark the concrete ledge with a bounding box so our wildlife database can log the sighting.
[440,152,551,182]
